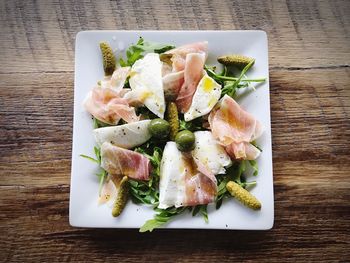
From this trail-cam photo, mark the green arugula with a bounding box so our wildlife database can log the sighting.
[120,37,175,67]
[179,118,204,132]
[204,64,265,83]
[249,160,259,176]
[215,161,258,209]
[93,117,111,129]
[80,146,108,195]
[192,204,209,223]
[129,146,163,205]
[139,206,188,232]
[205,62,266,99]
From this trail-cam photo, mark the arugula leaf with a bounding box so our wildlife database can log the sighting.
[199,205,209,223]
[248,160,259,176]
[215,161,257,209]
[93,117,111,129]
[191,204,208,223]
[80,154,99,164]
[179,118,203,132]
[129,147,163,205]
[96,170,108,196]
[80,146,108,195]
[204,64,265,83]
[139,206,187,232]
[120,37,175,67]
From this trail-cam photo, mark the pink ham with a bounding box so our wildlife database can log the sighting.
[84,87,139,125]
[225,142,261,160]
[163,41,208,72]
[158,142,216,209]
[100,142,151,180]
[182,154,217,206]
[185,173,216,206]
[176,53,205,113]
[101,67,130,91]
[208,95,263,160]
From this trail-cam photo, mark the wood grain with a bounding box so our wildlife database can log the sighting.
[0,0,349,262]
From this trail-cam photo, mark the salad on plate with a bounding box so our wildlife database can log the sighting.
[80,37,266,232]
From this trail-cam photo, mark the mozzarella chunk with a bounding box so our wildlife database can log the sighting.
[129,53,165,118]
[184,75,221,121]
[192,131,232,175]
[158,142,187,209]
[93,120,151,149]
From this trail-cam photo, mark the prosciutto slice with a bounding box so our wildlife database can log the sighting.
[84,87,139,125]
[100,142,151,180]
[158,142,216,209]
[225,142,261,160]
[101,67,130,91]
[208,95,263,160]
[162,41,208,72]
[176,53,205,113]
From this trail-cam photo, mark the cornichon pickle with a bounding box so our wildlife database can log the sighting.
[217,54,255,69]
[112,176,129,217]
[175,130,195,152]
[226,181,261,210]
[166,102,179,141]
[100,42,116,76]
[148,118,170,139]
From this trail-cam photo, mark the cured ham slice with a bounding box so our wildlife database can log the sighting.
[100,142,151,180]
[161,41,208,72]
[225,142,261,160]
[158,142,217,209]
[176,53,205,113]
[208,95,263,160]
[84,87,139,125]
[101,67,130,91]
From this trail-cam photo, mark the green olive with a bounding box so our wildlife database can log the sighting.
[175,130,195,152]
[148,118,170,139]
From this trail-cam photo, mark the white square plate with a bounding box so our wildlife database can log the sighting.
[70,30,274,229]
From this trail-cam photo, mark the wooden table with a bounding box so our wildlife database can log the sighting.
[1,0,349,262]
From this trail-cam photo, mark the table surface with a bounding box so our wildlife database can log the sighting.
[1,0,349,262]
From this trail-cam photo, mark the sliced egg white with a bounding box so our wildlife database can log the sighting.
[184,74,221,121]
[158,142,187,209]
[129,53,166,118]
[192,131,232,175]
[93,120,151,149]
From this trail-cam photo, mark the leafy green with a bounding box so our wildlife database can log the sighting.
[215,161,258,209]
[96,170,108,196]
[129,147,163,205]
[136,106,159,120]
[205,63,265,99]
[120,37,175,67]
[179,118,204,132]
[79,154,99,164]
[139,206,187,232]
[248,160,259,176]
[80,146,108,195]
[191,204,209,223]
[204,65,265,83]
[93,117,111,129]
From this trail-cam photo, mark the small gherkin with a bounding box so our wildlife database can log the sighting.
[166,102,179,141]
[100,42,116,76]
[217,54,255,69]
[226,181,261,210]
[112,176,129,217]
